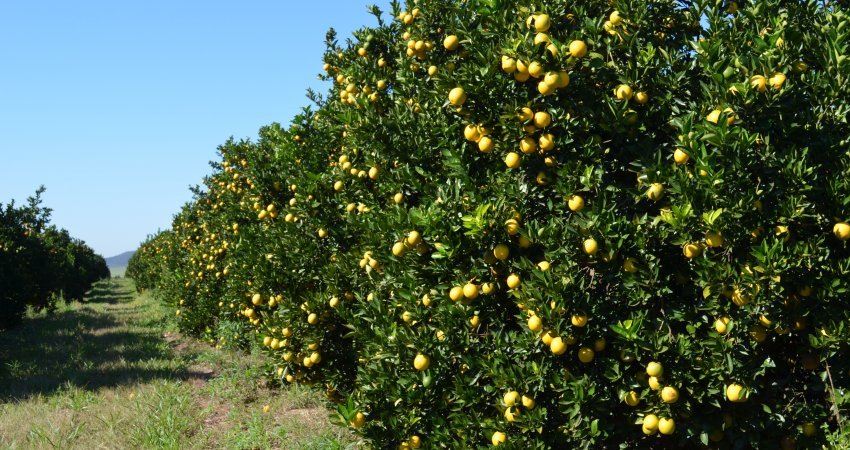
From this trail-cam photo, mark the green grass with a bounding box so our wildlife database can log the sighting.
[0,278,357,449]
[109,265,127,278]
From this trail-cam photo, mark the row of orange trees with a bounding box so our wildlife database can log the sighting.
[127,0,850,447]
[1,187,110,329]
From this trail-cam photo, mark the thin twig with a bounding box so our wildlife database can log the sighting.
[825,361,845,434]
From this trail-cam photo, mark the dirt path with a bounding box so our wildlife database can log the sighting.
[0,278,354,449]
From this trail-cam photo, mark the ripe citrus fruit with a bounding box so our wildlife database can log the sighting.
[448,87,466,105]
[413,353,430,371]
[646,183,665,201]
[683,242,703,258]
[643,413,659,431]
[571,313,588,327]
[550,336,567,355]
[527,315,542,332]
[449,286,463,301]
[834,222,850,240]
[503,390,519,406]
[568,195,585,212]
[661,386,679,403]
[493,243,510,260]
[583,238,598,255]
[504,152,520,169]
[569,40,587,58]
[491,431,506,446]
[715,316,731,334]
[646,361,663,377]
[443,35,459,51]
[614,84,633,100]
[534,14,550,32]
[350,411,366,428]
[658,417,676,435]
[477,136,494,152]
[705,231,725,247]
[726,383,747,402]
[462,283,479,299]
[533,111,551,128]
[624,390,640,406]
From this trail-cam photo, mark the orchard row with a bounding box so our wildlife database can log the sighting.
[1,187,110,329]
[128,1,850,448]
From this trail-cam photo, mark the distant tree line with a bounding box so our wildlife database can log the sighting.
[0,187,110,329]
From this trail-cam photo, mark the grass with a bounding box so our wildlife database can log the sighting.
[108,265,127,278]
[0,278,357,449]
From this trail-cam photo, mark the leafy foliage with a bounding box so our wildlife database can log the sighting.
[128,1,850,447]
[0,187,110,329]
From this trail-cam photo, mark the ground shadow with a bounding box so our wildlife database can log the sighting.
[83,281,136,304]
[0,280,212,401]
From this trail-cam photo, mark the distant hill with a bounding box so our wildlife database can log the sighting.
[105,251,135,269]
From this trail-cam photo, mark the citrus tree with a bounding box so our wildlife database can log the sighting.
[128,0,850,447]
[1,187,109,329]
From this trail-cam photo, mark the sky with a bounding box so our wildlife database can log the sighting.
[0,0,393,258]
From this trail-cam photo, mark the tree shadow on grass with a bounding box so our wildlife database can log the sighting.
[83,281,135,304]
[0,280,211,401]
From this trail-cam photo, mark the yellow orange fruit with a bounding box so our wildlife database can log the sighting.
[569,40,587,58]
[534,14,551,32]
[443,34,459,51]
[568,195,585,212]
[683,242,703,259]
[571,313,588,327]
[750,75,767,92]
[646,183,665,201]
[350,411,366,428]
[661,386,679,403]
[577,347,595,363]
[726,383,747,402]
[705,231,725,247]
[448,87,466,105]
[503,390,519,407]
[769,72,786,90]
[614,84,633,101]
[715,316,731,334]
[413,353,430,371]
[658,417,676,435]
[504,152,520,169]
[533,111,552,128]
[527,315,542,332]
[478,136,494,153]
[493,244,510,260]
[609,11,623,26]
[583,238,598,255]
[834,222,850,240]
[646,361,663,377]
[491,431,506,446]
[550,336,567,355]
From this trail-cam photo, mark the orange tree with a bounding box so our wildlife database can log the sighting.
[1,187,109,328]
[128,0,850,447]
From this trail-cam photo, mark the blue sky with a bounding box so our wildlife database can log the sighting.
[0,1,392,257]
